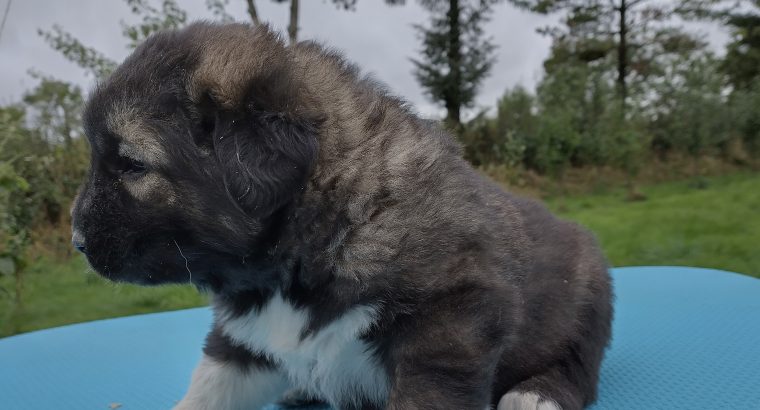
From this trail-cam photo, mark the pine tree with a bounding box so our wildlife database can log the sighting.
[412,0,499,128]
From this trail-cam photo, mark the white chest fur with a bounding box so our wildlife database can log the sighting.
[218,293,389,407]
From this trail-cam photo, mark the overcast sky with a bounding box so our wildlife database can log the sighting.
[0,0,730,118]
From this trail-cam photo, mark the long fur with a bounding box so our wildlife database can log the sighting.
[71,22,613,410]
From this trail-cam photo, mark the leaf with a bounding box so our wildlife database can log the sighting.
[0,257,15,276]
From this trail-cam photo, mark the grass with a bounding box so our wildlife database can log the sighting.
[546,172,760,278]
[0,257,206,337]
[1,172,758,338]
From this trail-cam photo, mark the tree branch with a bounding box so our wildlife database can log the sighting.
[0,0,12,43]
[246,0,260,25]
[288,0,298,43]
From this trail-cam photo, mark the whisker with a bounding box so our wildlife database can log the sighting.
[174,239,193,284]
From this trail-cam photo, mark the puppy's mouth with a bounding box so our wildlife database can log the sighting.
[85,234,203,286]
[85,234,258,292]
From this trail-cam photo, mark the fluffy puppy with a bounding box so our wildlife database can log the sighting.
[71,22,612,410]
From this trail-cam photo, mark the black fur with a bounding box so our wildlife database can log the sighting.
[72,22,613,410]
[204,326,276,372]
[213,109,319,217]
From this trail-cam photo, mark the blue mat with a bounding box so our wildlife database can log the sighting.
[1,267,759,409]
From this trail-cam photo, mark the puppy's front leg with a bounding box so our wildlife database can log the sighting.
[174,328,288,410]
[384,290,507,410]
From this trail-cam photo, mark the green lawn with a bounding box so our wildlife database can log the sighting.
[547,172,760,278]
[0,258,207,337]
[1,172,758,337]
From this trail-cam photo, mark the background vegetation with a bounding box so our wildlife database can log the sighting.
[1,0,759,337]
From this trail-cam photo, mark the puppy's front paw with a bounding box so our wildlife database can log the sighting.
[497,391,561,410]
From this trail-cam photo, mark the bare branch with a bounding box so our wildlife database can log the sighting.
[288,0,298,43]
[628,0,649,9]
[246,0,260,25]
[0,0,12,43]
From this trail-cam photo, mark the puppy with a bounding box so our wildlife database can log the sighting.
[71,22,612,410]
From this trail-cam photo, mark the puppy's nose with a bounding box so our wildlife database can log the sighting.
[72,230,87,254]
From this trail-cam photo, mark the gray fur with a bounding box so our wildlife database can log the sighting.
[71,22,613,410]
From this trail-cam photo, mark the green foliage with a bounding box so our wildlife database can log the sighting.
[0,160,29,276]
[121,0,187,49]
[723,10,760,87]
[595,108,646,177]
[532,62,589,172]
[38,0,187,85]
[38,25,117,80]
[463,59,647,177]
[649,53,732,156]
[536,67,646,176]
[0,76,90,296]
[22,73,84,146]
[684,0,760,87]
[529,110,579,176]
[461,87,533,166]
[0,107,38,276]
[458,0,760,179]
[20,77,89,224]
[728,78,760,154]
[511,0,710,112]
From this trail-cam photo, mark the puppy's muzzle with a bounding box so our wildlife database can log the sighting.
[72,229,87,254]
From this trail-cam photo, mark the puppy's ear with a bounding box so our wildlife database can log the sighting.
[212,109,319,216]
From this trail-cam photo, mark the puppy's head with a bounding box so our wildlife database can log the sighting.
[71,23,319,289]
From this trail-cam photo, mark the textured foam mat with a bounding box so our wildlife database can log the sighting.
[1,267,759,409]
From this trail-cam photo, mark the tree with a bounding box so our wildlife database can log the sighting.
[22,73,84,147]
[680,0,760,153]
[511,0,706,109]
[683,0,760,87]
[723,6,760,87]
[38,25,117,80]
[459,87,534,167]
[649,53,732,157]
[412,0,499,128]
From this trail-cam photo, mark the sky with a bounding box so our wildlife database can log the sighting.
[0,0,730,118]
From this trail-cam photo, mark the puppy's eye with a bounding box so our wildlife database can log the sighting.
[117,156,147,175]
